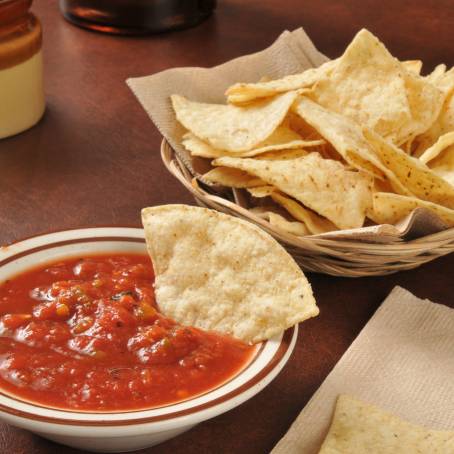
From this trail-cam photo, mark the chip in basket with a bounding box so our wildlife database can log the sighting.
[168,28,454,239]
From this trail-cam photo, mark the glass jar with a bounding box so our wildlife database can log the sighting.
[0,0,44,139]
[59,0,216,35]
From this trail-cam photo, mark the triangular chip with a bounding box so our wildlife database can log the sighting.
[225,60,336,105]
[419,136,454,187]
[270,192,337,234]
[247,185,276,198]
[430,152,454,187]
[258,211,310,237]
[203,167,266,188]
[292,97,412,197]
[319,395,454,454]
[181,127,324,159]
[255,148,311,160]
[412,67,454,156]
[142,205,318,344]
[371,192,454,227]
[402,59,423,75]
[363,129,454,209]
[311,29,412,142]
[171,91,298,152]
[214,153,373,229]
[393,69,444,146]
[247,187,336,234]
[419,131,454,164]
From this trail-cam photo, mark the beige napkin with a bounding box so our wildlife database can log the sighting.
[272,286,454,454]
[127,28,327,178]
[126,27,451,241]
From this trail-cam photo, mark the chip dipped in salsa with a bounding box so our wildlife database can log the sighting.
[0,254,255,411]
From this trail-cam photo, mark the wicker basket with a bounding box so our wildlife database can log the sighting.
[161,139,454,277]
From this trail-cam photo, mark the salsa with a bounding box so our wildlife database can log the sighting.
[0,254,254,411]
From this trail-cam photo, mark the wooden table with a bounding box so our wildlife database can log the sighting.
[1,1,453,452]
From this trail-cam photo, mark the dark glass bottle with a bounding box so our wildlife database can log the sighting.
[59,0,216,35]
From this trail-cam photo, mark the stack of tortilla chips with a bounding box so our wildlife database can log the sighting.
[171,29,454,236]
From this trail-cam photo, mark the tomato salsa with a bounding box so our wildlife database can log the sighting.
[0,254,255,411]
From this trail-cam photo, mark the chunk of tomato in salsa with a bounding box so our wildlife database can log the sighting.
[0,254,255,411]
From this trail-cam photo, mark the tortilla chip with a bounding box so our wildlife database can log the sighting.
[250,205,310,236]
[142,205,319,344]
[248,185,276,198]
[182,127,324,159]
[419,131,454,164]
[171,91,298,152]
[214,153,373,229]
[402,59,423,75]
[393,69,444,146]
[319,395,454,454]
[426,64,448,84]
[292,97,384,179]
[310,29,412,142]
[255,148,311,160]
[264,211,310,236]
[423,141,454,187]
[426,65,454,95]
[371,192,454,226]
[293,97,413,196]
[247,186,335,234]
[364,129,454,209]
[270,192,337,234]
[203,167,266,188]
[225,60,336,105]
[412,68,454,156]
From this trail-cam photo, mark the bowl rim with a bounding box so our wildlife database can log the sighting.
[0,226,297,429]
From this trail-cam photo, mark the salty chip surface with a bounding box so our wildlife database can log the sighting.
[319,395,454,454]
[142,205,318,344]
[171,91,298,152]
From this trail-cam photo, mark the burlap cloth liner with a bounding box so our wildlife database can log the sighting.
[271,286,454,454]
[127,27,450,240]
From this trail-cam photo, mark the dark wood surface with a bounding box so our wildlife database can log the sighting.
[1,1,453,453]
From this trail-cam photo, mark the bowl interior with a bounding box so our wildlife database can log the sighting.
[0,227,296,427]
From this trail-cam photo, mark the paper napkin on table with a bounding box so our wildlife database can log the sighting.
[272,286,454,454]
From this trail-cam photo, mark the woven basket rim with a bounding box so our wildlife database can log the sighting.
[159,138,454,277]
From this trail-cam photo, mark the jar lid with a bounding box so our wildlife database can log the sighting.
[0,0,41,70]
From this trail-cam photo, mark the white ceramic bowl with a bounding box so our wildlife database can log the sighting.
[0,227,297,452]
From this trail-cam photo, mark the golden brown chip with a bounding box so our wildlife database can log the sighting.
[364,129,454,209]
[393,69,444,146]
[371,192,454,226]
[310,29,412,142]
[203,167,266,188]
[214,152,373,229]
[182,128,324,159]
[270,192,337,234]
[142,205,319,344]
[247,185,276,198]
[248,187,335,234]
[402,59,423,75]
[293,97,414,197]
[171,91,298,152]
[225,60,336,105]
[412,67,454,156]
[255,149,311,160]
[419,131,454,165]
[319,395,454,454]
[261,211,310,236]
[293,97,386,179]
